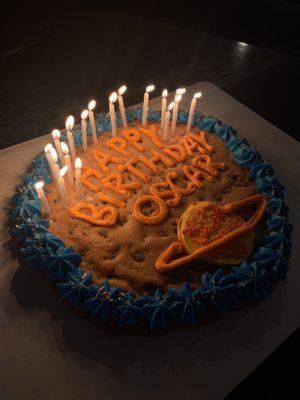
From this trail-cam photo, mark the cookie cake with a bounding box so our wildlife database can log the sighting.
[11,85,292,331]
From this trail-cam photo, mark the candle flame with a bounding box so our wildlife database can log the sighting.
[35,181,44,190]
[88,100,96,111]
[175,94,182,103]
[109,92,118,103]
[162,89,168,98]
[118,85,127,96]
[60,165,68,177]
[81,109,88,120]
[168,101,175,111]
[44,143,53,153]
[61,142,69,154]
[75,157,82,169]
[50,147,58,162]
[146,84,155,93]
[176,88,186,95]
[52,129,61,139]
[66,115,74,130]
[193,92,202,99]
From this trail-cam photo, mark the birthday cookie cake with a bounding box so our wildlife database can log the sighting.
[11,88,292,331]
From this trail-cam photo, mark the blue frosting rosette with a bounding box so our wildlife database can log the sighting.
[10,107,292,331]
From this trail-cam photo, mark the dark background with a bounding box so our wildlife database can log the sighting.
[0,0,300,149]
[1,0,300,398]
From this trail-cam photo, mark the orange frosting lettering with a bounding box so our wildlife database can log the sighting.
[182,165,204,188]
[72,125,228,230]
[97,191,126,208]
[198,131,214,153]
[182,134,207,157]
[192,154,226,178]
[121,129,145,152]
[138,155,161,174]
[106,137,131,157]
[150,181,181,207]
[133,195,168,225]
[92,149,123,173]
[70,202,117,226]
[81,165,103,192]
[166,171,195,195]
[118,158,151,182]
[163,144,187,163]
[150,149,175,168]
[102,172,141,198]
[139,124,164,149]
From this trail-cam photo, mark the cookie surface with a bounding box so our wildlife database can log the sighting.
[47,122,256,294]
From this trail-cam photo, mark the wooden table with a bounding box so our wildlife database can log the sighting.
[0,82,299,400]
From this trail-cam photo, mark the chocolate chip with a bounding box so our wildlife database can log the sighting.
[132,252,145,262]
[99,231,108,238]
[105,253,116,260]
[118,216,127,226]
[158,231,168,237]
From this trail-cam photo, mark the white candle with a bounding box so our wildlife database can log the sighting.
[44,143,54,168]
[75,157,82,198]
[88,100,97,144]
[35,181,51,216]
[163,102,174,141]
[117,85,127,128]
[161,89,168,130]
[50,147,62,188]
[186,92,202,133]
[58,165,68,206]
[142,84,155,126]
[61,142,74,185]
[171,94,182,135]
[52,129,64,163]
[44,144,57,180]
[65,115,76,160]
[109,92,118,137]
[81,109,88,152]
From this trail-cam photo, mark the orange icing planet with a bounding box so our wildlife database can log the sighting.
[178,201,255,265]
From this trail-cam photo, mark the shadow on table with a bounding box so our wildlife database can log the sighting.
[8,249,286,373]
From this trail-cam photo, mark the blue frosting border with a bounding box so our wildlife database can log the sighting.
[10,108,292,331]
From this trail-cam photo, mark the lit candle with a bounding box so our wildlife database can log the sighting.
[163,102,174,141]
[88,100,97,144]
[117,85,127,128]
[52,129,64,163]
[161,89,168,131]
[65,115,76,160]
[175,87,186,96]
[44,143,54,167]
[171,94,182,135]
[75,157,82,198]
[44,144,57,180]
[58,165,68,206]
[109,92,118,137]
[50,147,62,190]
[186,92,202,133]
[35,181,51,216]
[81,109,88,152]
[61,142,74,185]
[142,84,155,126]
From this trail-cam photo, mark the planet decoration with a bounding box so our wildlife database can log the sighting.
[155,194,267,272]
[178,201,255,265]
